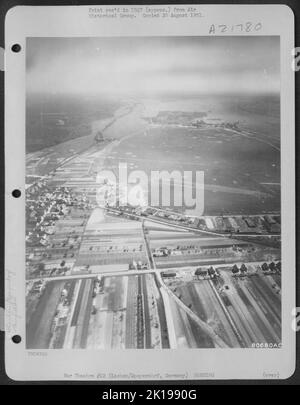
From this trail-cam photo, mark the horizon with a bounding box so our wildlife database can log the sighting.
[26,36,280,97]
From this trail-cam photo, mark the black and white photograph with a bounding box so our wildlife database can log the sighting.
[25,35,282,350]
[3,4,296,381]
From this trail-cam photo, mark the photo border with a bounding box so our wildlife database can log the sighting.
[1,0,299,385]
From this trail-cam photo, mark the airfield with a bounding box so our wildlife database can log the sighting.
[26,96,282,350]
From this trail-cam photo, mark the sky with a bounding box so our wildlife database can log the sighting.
[26,36,280,96]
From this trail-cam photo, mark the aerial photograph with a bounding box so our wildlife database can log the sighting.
[25,36,281,349]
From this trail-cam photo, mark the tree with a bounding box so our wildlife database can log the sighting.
[195,268,206,276]
[208,266,215,277]
[37,262,45,272]
[240,263,247,273]
[232,264,239,274]
[269,262,276,271]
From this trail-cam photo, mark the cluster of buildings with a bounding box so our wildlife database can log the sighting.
[156,245,272,279]
[143,110,240,131]
[191,118,240,130]
[195,214,280,235]
[107,203,280,236]
[26,183,93,277]
[26,185,73,246]
[144,110,207,126]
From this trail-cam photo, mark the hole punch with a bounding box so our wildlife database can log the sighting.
[11,44,21,53]
[12,335,21,344]
[12,189,21,198]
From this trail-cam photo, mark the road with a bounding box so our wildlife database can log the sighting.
[141,220,230,349]
[105,206,280,239]
[27,260,273,283]
[28,268,156,283]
